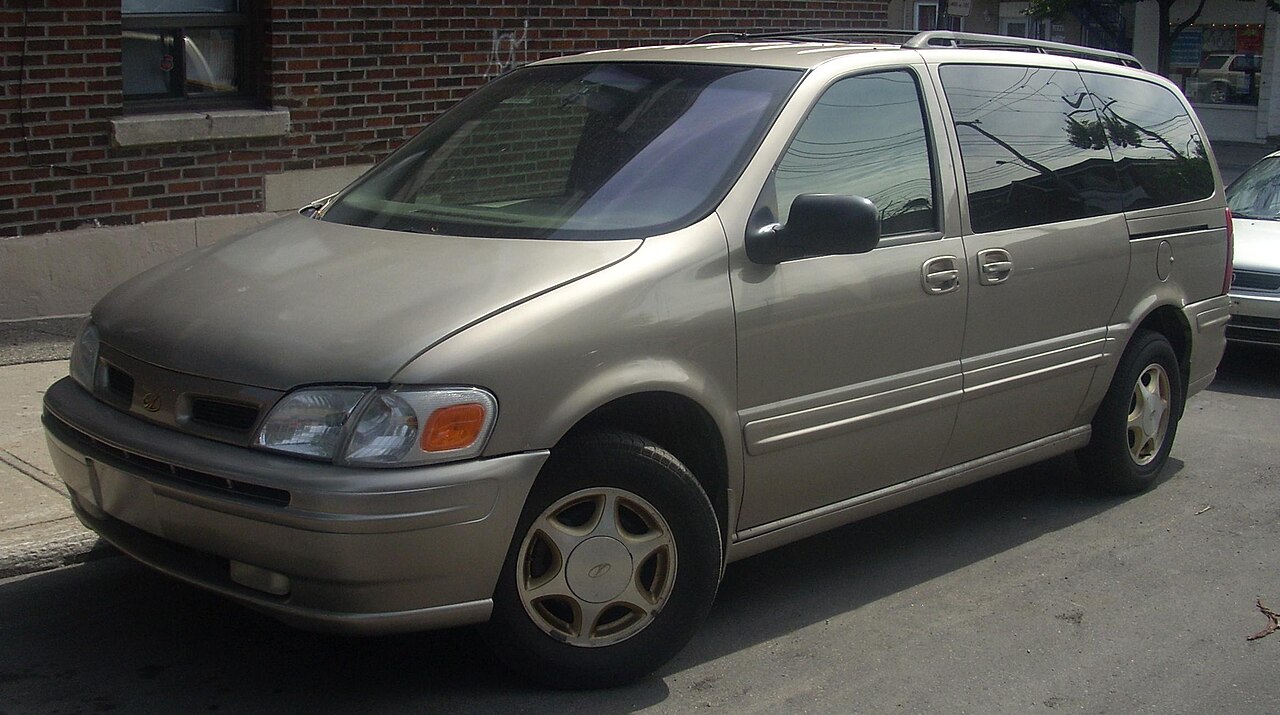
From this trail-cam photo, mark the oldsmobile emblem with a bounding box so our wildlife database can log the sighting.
[587,563,612,579]
[141,392,162,413]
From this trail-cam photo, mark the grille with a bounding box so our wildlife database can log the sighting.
[49,415,290,507]
[1232,315,1280,329]
[1232,270,1280,292]
[1226,315,1280,345]
[104,365,134,404]
[190,398,260,432]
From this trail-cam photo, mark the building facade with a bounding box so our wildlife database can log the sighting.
[889,0,1278,143]
[887,0,1107,47]
[1132,0,1278,144]
[1,1,886,323]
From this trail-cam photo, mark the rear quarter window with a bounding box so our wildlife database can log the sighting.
[1078,72,1214,211]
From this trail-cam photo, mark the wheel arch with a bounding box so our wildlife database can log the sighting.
[557,392,733,549]
[1133,304,1192,413]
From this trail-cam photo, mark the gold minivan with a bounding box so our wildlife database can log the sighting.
[44,31,1232,688]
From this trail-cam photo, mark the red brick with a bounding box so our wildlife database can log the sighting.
[2,0,888,237]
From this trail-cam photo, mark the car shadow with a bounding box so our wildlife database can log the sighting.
[1,453,1149,713]
[670,453,1171,671]
[1208,343,1280,399]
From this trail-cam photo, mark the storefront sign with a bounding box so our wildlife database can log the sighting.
[1170,28,1203,67]
[1237,26,1264,55]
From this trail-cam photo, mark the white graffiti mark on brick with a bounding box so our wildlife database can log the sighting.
[487,20,529,78]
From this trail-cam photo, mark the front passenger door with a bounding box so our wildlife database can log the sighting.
[730,69,967,529]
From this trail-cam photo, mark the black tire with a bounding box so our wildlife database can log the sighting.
[483,431,722,689]
[1078,330,1184,495]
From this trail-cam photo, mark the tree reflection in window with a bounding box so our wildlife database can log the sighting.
[1079,72,1214,210]
[941,65,1122,233]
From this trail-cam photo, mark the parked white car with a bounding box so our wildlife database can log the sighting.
[1226,151,1280,345]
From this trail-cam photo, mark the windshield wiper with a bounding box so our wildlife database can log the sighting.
[411,206,523,224]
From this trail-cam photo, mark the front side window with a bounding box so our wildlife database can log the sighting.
[1080,72,1214,211]
[942,64,1122,233]
[122,0,256,106]
[321,63,801,239]
[771,70,937,236]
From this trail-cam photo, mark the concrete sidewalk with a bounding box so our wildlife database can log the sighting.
[0,357,109,579]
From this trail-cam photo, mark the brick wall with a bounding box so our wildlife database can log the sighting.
[2,0,124,236]
[417,97,587,204]
[1,1,887,239]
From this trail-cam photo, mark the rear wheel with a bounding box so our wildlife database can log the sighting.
[1078,330,1183,494]
[484,431,721,689]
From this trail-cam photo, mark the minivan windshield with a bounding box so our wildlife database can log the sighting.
[1227,156,1280,220]
[321,62,801,239]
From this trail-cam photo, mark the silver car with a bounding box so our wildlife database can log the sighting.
[1193,53,1260,104]
[43,31,1231,688]
[1225,151,1280,346]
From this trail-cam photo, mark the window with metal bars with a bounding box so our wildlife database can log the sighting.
[121,0,261,111]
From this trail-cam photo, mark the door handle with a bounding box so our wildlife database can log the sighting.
[921,256,960,295]
[977,248,1013,285]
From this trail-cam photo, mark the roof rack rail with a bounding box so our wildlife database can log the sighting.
[685,28,1142,69]
[686,29,919,45]
[904,31,1142,69]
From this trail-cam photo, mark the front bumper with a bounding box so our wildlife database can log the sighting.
[43,377,546,635]
[1227,290,1280,346]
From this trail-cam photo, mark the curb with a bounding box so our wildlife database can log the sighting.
[0,521,116,581]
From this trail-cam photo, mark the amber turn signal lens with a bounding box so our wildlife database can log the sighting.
[421,403,487,452]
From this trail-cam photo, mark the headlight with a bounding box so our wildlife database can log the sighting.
[343,392,419,464]
[254,388,371,459]
[69,319,100,391]
[254,386,497,467]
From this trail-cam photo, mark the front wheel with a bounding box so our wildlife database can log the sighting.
[1078,330,1183,494]
[483,431,722,689]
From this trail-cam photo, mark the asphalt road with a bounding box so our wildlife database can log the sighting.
[2,345,1277,714]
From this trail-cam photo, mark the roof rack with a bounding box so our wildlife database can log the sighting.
[685,28,1143,70]
[904,31,1142,68]
[686,29,919,45]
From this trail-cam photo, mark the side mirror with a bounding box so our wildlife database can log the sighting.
[746,194,881,264]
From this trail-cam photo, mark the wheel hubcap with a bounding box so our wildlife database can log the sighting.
[1127,362,1171,466]
[565,536,632,603]
[516,487,677,648]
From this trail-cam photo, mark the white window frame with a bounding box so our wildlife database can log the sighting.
[914,2,964,32]
[999,16,1050,40]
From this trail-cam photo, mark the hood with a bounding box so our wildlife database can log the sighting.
[94,214,641,389]
[1231,217,1280,272]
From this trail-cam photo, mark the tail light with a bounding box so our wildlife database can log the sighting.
[1223,207,1235,295]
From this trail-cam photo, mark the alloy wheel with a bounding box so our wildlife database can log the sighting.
[516,487,677,648]
[1127,362,1171,466]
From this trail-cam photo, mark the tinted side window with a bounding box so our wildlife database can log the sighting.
[941,65,1122,233]
[1079,72,1214,210]
[775,70,937,236]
